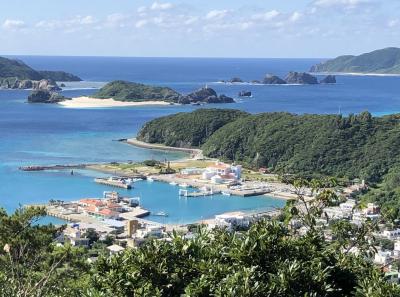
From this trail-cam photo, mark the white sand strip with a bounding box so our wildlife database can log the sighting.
[58,96,171,108]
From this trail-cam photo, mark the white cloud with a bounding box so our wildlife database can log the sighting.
[35,15,96,32]
[150,2,173,11]
[184,16,199,25]
[137,6,147,13]
[205,10,229,20]
[135,19,148,28]
[290,12,303,22]
[252,10,280,21]
[387,19,399,28]
[79,15,96,25]
[313,0,371,9]
[104,13,129,28]
[2,19,26,30]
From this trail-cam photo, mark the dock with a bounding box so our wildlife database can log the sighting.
[94,178,132,189]
[154,175,272,197]
[25,202,154,233]
[19,164,89,171]
[179,188,221,198]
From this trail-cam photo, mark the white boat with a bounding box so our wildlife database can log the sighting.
[222,191,231,196]
[154,211,168,217]
[179,183,189,188]
[169,181,178,186]
[147,177,154,182]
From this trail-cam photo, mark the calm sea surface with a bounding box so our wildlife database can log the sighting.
[1,56,400,223]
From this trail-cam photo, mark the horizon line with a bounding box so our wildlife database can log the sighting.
[2,53,329,60]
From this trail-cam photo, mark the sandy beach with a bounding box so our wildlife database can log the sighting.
[58,96,171,108]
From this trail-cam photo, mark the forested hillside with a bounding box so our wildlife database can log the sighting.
[310,47,400,74]
[138,109,400,182]
[137,109,249,147]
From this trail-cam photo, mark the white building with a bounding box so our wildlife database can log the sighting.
[339,199,356,212]
[181,168,204,175]
[136,225,164,239]
[323,207,351,220]
[202,162,242,182]
[382,229,400,240]
[106,244,125,255]
[374,250,392,265]
[215,213,250,230]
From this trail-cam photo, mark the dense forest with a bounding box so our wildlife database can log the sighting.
[137,109,248,147]
[138,109,400,182]
[93,80,181,102]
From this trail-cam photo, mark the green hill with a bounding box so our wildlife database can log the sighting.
[37,70,81,81]
[92,80,181,102]
[138,109,400,182]
[137,109,248,147]
[92,81,234,104]
[310,47,400,74]
[0,56,81,81]
[0,57,42,80]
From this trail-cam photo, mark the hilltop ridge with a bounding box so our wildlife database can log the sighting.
[310,47,400,74]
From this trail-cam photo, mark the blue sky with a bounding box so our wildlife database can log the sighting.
[1,0,399,58]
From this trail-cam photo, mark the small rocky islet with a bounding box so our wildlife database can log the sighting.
[221,72,336,85]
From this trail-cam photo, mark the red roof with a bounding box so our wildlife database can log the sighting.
[107,203,122,209]
[98,209,118,217]
[79,199,104,207]
[210,164,230,170]
[85,205,97,212]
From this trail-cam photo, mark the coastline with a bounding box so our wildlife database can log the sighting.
[58,96,172,108]
[310,72,400,77]
[125,138,204,159]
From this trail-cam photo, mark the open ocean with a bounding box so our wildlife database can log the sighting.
[1,56,400,223]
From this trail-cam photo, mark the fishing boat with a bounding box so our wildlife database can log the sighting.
[154,211,168,217]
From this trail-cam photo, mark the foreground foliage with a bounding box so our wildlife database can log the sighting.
[1,184,400,296]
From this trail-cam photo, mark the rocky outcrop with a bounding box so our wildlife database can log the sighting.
[320,75,337,84]
[38,71,82,82]
[238,91,252,97]
[27,90,68,103]
[262,74,287,85]
[0,77,61,91]
[179,87,234,104]
[284,72,318,84]
[229,77,243,83]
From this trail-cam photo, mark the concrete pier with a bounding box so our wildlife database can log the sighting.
[94,178,132,189]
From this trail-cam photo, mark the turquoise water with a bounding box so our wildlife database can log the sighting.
[1,57,400,223]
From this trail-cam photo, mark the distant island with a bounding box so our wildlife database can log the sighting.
[0,56,81,91]
[30,80,235,106]
[310,47,400,74]
[221,72,336,85]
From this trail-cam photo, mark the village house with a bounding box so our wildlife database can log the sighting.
[202,161,242,183]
